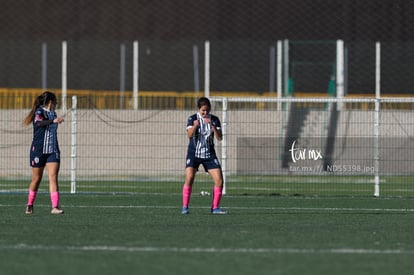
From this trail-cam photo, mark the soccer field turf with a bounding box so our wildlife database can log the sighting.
[1,193,414,275]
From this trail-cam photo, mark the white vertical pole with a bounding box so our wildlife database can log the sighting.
[276,40,283,110]
[336,40,345,110]
[120,43,126,109]
[41,42,47,90]
[283,39,289,97]
[269,45,276,94]
[133,41,139,110]
[204,40,210,98]
[221,97,228,195]
[61,41,67,113]
[374,41,381,197]
[374,97,380,197]
[375,42,381,99]
[193,45,200,97]
[70,96,77,194]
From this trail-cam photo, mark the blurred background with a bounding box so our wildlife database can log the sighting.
[1,0,414,101]
[1,0,414,197]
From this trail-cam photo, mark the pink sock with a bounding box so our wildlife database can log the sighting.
[50,191,60,208]
[212,186,223,209]
[182,185,192,208]
[27,190,37,206]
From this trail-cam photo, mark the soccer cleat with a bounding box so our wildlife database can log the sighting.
[51,207,64,214]
[211,208,227,215]
[25,205,33,215]
[181,207,190,215]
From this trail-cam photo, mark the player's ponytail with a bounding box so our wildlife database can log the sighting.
[22,91,57,126]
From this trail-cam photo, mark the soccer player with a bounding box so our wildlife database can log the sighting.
[181,97,227,215]
[22,91,65,215]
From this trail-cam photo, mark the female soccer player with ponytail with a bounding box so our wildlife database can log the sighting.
[23,91,65,215]
[181,97,227,215]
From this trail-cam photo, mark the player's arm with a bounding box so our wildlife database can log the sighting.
[211,124,222,141]
[187,119,199,138]
[34,117,64,127]
[35,119,54,127]
[210,117,222,141]
[34,111,64,127]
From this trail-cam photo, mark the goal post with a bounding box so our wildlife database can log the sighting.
[0,95,413,197]
[210,96,414,198]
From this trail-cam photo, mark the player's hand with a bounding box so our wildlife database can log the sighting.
[193,119,200,127]
[203,116,212,125]
[54,117,64,124]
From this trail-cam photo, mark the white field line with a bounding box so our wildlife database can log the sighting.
[1,204,413,255]
[0,243,413,255]
[1,204,414,213]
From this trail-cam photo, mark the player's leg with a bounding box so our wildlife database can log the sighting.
[25,167,44,214]
[26,151,47,214]
[182,167,197,214]
[208,168,226,214]
[46,160,64,214]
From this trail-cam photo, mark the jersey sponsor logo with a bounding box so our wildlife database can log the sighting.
[34,114,43,123]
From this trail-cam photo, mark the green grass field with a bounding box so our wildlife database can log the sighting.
[2,174,414,197]
[1,192,414,275]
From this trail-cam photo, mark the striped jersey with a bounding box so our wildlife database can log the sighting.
[31,107,60,154]
[186,113,221,159]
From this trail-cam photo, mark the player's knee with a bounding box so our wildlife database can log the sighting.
[214,177,223,187]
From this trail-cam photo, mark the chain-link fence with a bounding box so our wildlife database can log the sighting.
[1,1,414,97]
[1,40,414,98]
[2,1,413,41]
[1,1,414,197]
[1,96,414,197]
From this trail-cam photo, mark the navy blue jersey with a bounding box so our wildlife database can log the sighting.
[186,113,221,159]
[31,107,60,154]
